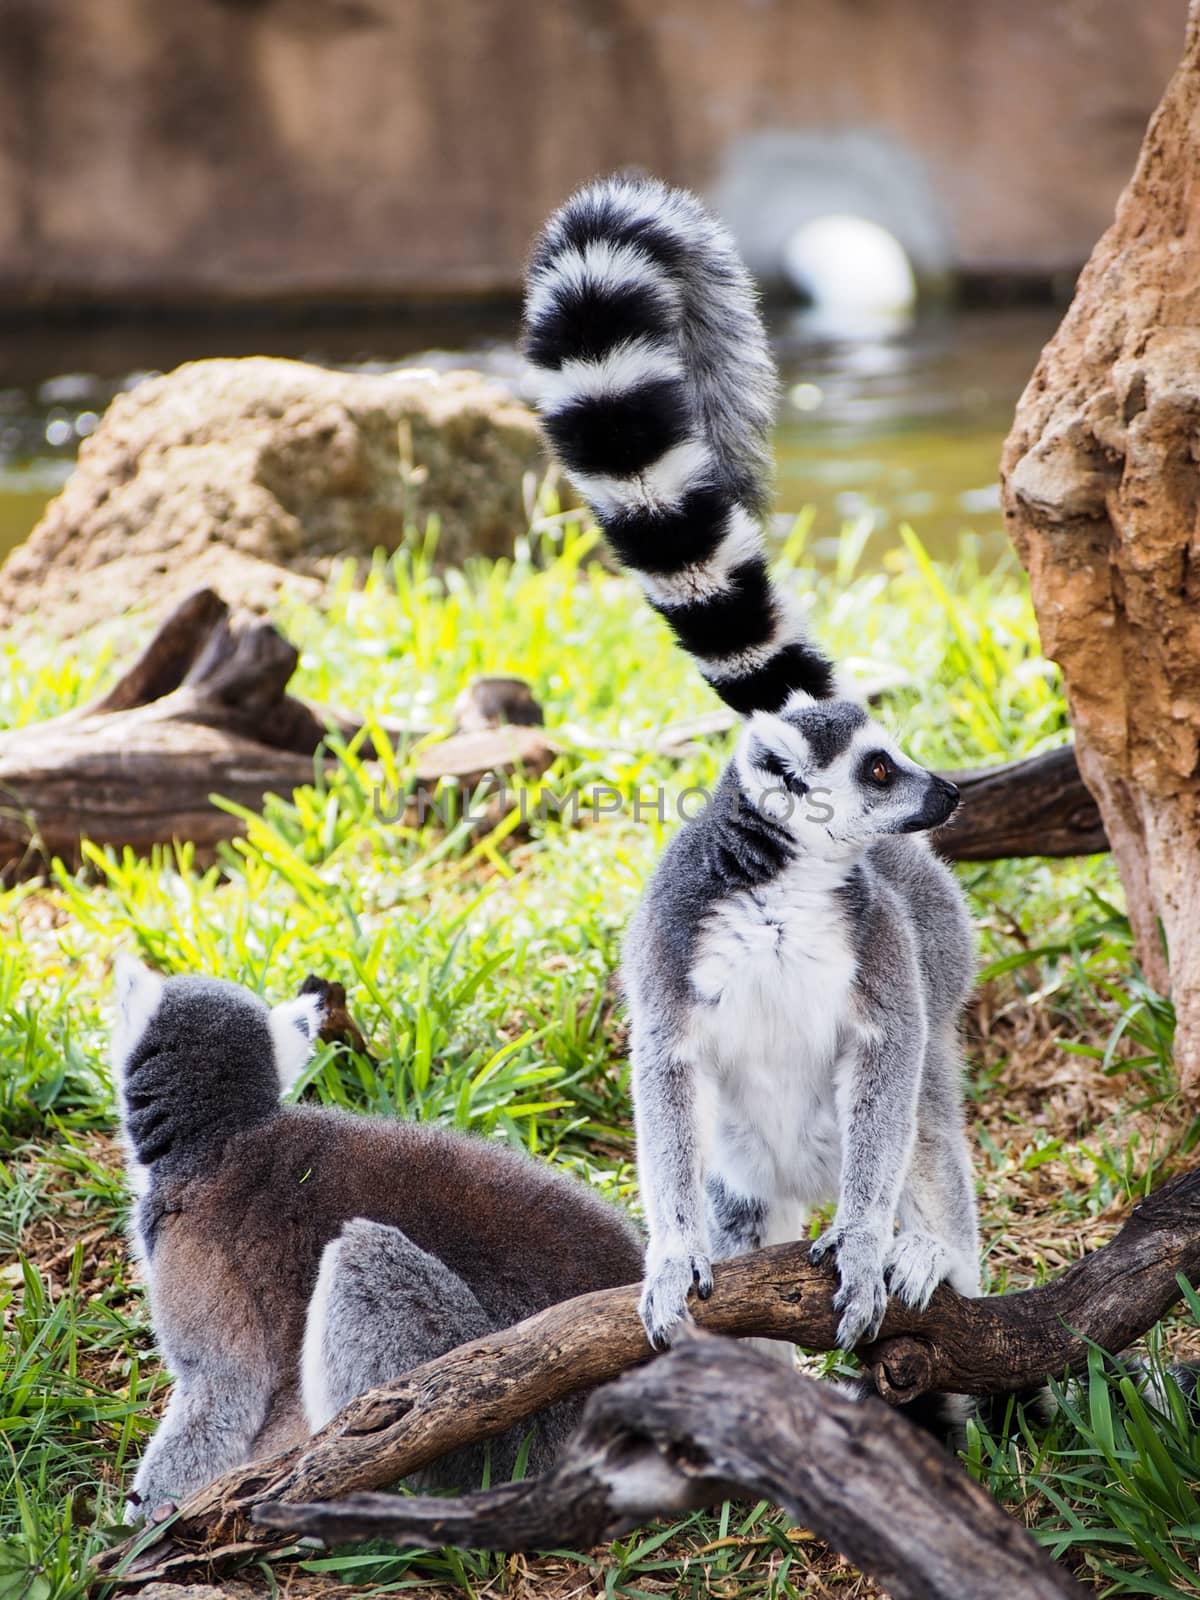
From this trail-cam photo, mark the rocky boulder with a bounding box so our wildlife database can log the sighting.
[1001,0,1200,1090]
[0,358,546,636]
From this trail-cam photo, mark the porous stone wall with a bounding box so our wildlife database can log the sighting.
[0,0,1187,305]
[1001,0,1200,1090]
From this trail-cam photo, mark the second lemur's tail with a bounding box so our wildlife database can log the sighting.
[523,175,836,716]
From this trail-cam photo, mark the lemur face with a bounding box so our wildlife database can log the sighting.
[735,698,959,861]
[112,957,325,1103]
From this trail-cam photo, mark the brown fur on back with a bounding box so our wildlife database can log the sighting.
[150,1105,643,1444]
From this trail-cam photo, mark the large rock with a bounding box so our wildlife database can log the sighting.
[0,358,545,635]
[1000,2,1200,1090]
[0,0,1187,305]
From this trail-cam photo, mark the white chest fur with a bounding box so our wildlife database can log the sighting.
[685,859,858,1207]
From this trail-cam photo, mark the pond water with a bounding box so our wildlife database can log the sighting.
[0,306,1056,568]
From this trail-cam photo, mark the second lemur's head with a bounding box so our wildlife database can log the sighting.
[112,958,326,1167]
[734,696,959,862]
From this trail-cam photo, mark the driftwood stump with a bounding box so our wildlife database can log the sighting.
[0,588,552,876]
[1002,2,1200,1090]
[933,745,1106,861]
[96,1164,1200,1586]
[0,589,337,872]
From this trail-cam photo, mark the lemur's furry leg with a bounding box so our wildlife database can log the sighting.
[127,1351,273,1519]
[301,1220,574,1485]
[890,1032,981,1305]
[705,1173,767,1259]
[707,1177,806,1367]
[302,1219,493,1428]
[633,1028,714,1349]
[820,1027,979,1443]
[810,949,926,1348]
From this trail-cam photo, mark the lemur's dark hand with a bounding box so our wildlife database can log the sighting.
[297,975,375,1061]
[639,1244,714,1350]
[810,1222,888,1349]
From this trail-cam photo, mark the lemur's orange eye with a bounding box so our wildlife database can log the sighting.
[870,757,892,785]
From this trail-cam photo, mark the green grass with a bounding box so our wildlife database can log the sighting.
[1,515,1196,1597]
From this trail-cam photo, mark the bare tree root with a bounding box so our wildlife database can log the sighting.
[94,1167,1200,1586]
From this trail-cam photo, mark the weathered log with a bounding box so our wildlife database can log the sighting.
[411,727,555,795]
[257,1332,1083,1600]
[3,584,1106,872]
[0,589,340,871]
[454,675,545,731]
[1001,4,1200,1088]
[933,745,1108,860]
[94,1164,1200,1585]
[0,588,550,874]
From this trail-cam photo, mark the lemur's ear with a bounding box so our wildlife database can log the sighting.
[746,707,811,760]
[268,992,325,1095]
[780,688,818,714]
[112,955,166,1078]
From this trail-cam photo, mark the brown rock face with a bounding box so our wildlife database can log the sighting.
[0,359,544,636]
[1001,2,1200,1090]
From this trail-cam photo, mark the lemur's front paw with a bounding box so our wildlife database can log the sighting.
[123,1490,178,1528]
[884,1231,951,1311]
[810,1224,887,1348]
[639,1248,713,1350]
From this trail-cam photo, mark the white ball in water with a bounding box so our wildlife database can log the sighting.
[782,215,916,311]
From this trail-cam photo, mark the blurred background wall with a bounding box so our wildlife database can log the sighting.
[0,0,1188,308]
[0,0,1192,581]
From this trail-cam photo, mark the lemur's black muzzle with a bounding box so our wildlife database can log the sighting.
[925,776,960,827]
[896,774,960,833]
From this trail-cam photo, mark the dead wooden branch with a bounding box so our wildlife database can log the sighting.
[0,589,331,871]
[256,1332,1083,1600]
[933,745,1107,861]
[95,1165,1200,1586]
[0,588,548,874]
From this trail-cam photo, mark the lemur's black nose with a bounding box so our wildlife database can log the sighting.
[929,776,960,824]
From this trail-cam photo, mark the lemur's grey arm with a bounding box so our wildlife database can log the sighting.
[127,1358,274,1519]
[129,1234,280,1520]
[810,936,926,1349]
[633,1025,714,1349]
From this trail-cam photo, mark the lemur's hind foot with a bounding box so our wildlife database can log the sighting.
[301,1219,493,1433]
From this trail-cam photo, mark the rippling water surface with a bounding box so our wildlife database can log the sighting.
[0,306,1055,568]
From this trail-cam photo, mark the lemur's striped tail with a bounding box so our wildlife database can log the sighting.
[523,175,836,717]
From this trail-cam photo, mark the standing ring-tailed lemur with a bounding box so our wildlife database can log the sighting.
[112,960,642,1517]
[523,177,981,1361]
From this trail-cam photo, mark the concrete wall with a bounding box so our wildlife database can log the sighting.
[0,0,1188,306]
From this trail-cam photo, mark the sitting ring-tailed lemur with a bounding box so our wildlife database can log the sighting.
[112,959,642,1516]
[523,177,981,1359]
